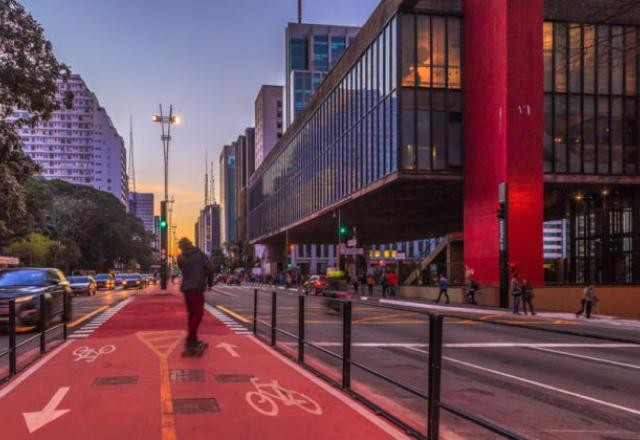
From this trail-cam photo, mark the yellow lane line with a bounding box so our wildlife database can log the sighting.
[216,305,251,324]
[68,305,109,328]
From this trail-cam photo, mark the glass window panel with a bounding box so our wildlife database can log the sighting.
[555,95,568,172]
[597,26,610,95]
[417,89,430,170]
[417,15,431,87]
[313,35,329,71]
[402,88,416,169]
[378,102,385,178]
[391,91,398,171]
[583,25,596,94]
[432,17,446,88]
[331,36,346,68]
[385,97,392,174]
[612,97,623,174]
[624,98,638,174]
[555,23,568,93]
[401,14,416,87]
[583,96,596,173]
[569,24,581,94]
[448,94,463,168]
[290,38,308,70]
[569,95,582,172]
[391,17,397,91]
[597,96,610,173]
[448,18,461,89]
[382,28,388,97]
[544,95,554,172]
[544,22,554,92]
[612,26,624,95]
[433,111,446,169]
[625,27,637,96]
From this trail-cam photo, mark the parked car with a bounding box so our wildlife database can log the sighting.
[67,275,97,296]
[115,274,127,288]
[121,273,143,289]
[94,273,115,290]
[0,268,72,329]
[303,275,330,295]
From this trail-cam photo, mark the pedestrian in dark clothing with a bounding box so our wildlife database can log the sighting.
[521,279,536,315]
[352,275,359,294]
[435,274,449,304]
[511,273,522,315]
[380,273,388,298]
[177,237,214,353]
[366,274,375,296]
[466,277,479,305]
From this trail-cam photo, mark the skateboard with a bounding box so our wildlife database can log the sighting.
[181,342,209,357]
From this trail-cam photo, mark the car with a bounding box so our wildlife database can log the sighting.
[115,274,128,288]
[0,268,72,330]
[303,275,330,295]
[94,273,115,290]
[121,273,143,289]
[67,275,97,296]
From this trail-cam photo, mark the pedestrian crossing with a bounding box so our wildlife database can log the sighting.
[68,297,134,339]
[205,304,252,335]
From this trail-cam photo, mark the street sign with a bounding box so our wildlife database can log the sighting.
[347,239,357,247]
[343,248,364,256]
[395,252,406,260]
[338,244,346,254]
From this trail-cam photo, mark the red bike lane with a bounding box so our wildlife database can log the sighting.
[0,286,407,439]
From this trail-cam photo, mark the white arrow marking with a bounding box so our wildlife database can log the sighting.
[23,387,71,433]
[216,343,239,358]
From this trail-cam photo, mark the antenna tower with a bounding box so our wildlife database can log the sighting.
[204,148,209,207]
[297,0,302,23]
[128,115,137,212]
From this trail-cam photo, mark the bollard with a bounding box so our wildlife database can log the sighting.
[39,294,47,354]
[271,291,277,346]
[63,291,68,340]
[9,300,16,376]
[298,294,305,364]
[253,289,258,335]
[427,314,443,439]
[342,300,352,390]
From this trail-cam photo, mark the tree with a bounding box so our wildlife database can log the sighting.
[3,232,55,266]
[0,0,72,245]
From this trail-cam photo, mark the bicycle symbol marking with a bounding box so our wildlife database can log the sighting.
[245,378,322,417]
[72,345,116,363]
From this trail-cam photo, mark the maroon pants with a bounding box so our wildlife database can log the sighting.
[183,291,205,345]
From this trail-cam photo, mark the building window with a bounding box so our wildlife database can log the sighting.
[313,35,329,71]
[290,38,308,70]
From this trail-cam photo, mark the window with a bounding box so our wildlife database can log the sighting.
[313,35,329,71]
[290,38,307,70]
[331,36,346,67]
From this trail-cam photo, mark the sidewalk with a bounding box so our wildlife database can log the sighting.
[0,285,407,439]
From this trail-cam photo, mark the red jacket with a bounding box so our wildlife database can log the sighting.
[387,273,398,287]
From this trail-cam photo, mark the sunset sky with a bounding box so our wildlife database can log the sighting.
[21,0,379,241]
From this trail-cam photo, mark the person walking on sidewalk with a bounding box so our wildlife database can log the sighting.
[511,272,522,315]
[521,279,536,316]
[435,274,449,304]
[387,270,398,298]
[576,284,598,319]
[466,277,479,305]
[177,237,214,355]
[366,273,375,296]
[381,272,389,298]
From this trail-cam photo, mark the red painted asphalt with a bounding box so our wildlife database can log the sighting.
[0,286,406,439]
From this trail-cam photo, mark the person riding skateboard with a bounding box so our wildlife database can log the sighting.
[177,237,214,356]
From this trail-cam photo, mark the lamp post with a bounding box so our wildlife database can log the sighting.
[152,105,180,289]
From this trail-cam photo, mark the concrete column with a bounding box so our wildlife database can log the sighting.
[463,0,544,286]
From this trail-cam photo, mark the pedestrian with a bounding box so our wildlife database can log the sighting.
[367,274,375,296]
[359,272,367,295]
[177,237,214,356]
[521,279,536,315]
[381,272,388,298]
[352,275,359,294]
[466,277,479,305]
[576,284,598,318]
[387,270,398,297]
[435,274,449,304]
[511,272,522,315]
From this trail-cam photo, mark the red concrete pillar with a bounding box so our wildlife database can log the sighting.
[463,0,544,286]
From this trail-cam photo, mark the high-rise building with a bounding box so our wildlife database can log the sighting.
[235,128,255,242]
[219,144,237,244]
[255,85,283,168]
[285,22,360,126]
[128,192,154,234]
[195,203,222,256]
[15,73,127,205]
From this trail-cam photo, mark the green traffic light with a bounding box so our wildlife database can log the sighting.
[160,220,167,229]
[339,225,347,235]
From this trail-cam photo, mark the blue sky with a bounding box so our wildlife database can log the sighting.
[21,0,379,240]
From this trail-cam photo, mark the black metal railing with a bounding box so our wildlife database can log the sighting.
[249,287,639,440]
[0,292,69,384]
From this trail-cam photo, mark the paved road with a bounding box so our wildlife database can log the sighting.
[207,284,640,440]
[0,286,145,351]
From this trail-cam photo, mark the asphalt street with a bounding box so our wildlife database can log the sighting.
[207,284,640,440]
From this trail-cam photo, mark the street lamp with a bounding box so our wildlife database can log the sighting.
[152,104,179,290]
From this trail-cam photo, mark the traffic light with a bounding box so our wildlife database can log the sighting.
[339,225,347,236]
[287,260,292,269]
[160,219,167,229]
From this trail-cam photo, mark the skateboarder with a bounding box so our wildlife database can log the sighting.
[177,237,214,356]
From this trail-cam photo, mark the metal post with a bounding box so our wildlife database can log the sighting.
[9,300,16,376]
[427,314,443,439]
[298,294,305,364]
[342,300,352,390]
[160,200,168,290]
[63,291,68,340]
[498,182,509,308]
[39,295,46,354]
[253,289,258,335]
[271,291,277,346]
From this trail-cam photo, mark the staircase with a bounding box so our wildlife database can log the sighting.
[403,233,462,285]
